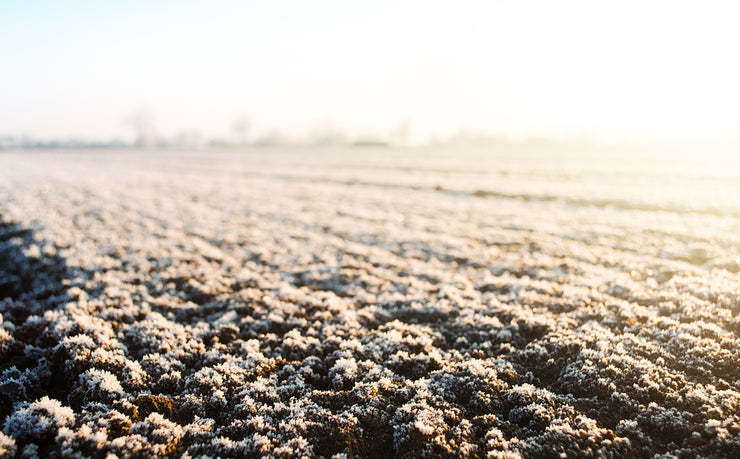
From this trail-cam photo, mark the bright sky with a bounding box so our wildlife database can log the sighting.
[1,0,739,143]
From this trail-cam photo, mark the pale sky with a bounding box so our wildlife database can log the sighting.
[1,0,739,143]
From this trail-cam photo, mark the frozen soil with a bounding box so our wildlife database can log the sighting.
[0,149,739,458]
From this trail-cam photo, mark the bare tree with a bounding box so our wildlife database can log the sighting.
[309,118,347,146]
[126,108,157,147]
[390,119,411,146]
[174,129,204,149]
[231,116,252,146]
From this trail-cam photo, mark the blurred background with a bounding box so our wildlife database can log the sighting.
[1,0,739,152]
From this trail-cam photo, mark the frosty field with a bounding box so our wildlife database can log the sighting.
[1,148,739,458]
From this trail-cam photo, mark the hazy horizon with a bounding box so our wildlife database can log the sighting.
[2,1,740,146]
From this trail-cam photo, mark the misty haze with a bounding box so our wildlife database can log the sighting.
[2,1,740,458]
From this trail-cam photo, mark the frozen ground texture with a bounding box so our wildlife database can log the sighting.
[0,148,739,458]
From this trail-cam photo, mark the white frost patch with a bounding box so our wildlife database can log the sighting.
[3,397,75,441]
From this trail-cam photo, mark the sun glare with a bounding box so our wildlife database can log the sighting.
[3,2,740,457]
[1,1,738,143]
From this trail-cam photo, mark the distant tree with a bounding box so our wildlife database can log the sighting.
[174,130,204,148]
[126,108,157,147]
[309,118,347,146]
[253,130,291,147]
[390,119,411,146]
[231,116,252,146]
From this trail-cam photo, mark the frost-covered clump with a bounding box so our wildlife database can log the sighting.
[3,397,74,443]
[72,369,124,405]
[329,357,359,389]
[0,431,16,457]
